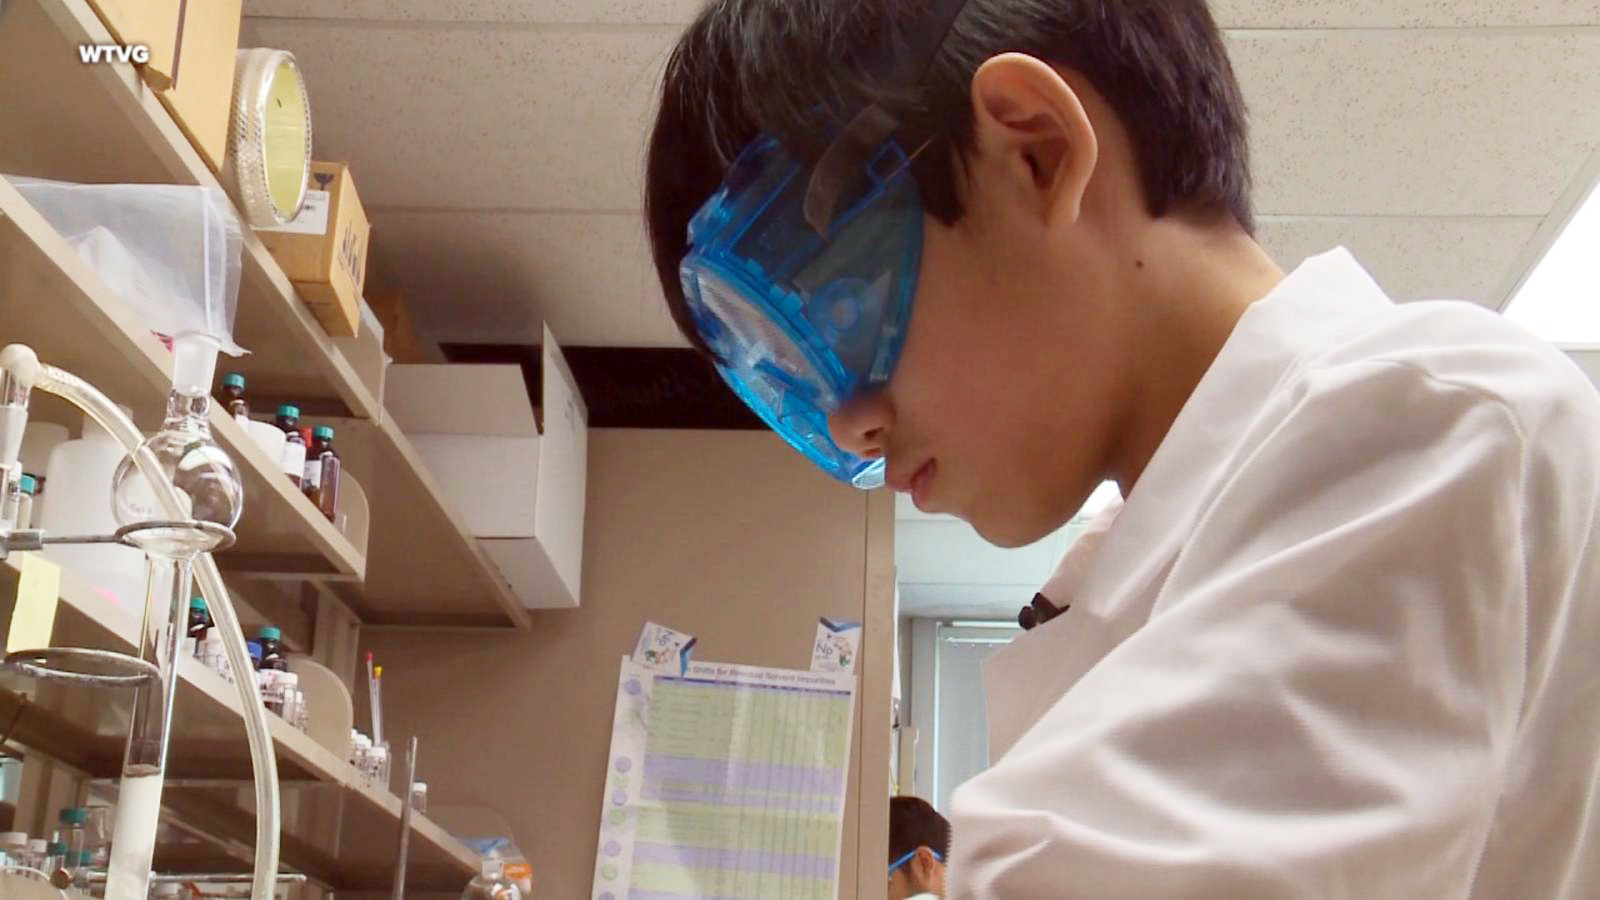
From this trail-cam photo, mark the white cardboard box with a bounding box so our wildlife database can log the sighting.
[385,326,588,609]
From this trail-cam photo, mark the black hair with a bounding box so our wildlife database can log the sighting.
[889,795,952,864]
[645,0,1253,355]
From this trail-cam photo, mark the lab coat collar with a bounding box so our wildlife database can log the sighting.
[981,248,1393,760]
[1077,246,1391,620]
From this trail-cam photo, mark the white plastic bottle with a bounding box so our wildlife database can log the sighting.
[0,831,26,870]
[40,411,145,604]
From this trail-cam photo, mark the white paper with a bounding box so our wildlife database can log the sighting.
[632,621,697,677]
[592,657,857,900]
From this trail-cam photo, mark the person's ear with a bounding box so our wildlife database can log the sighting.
[912,846,940,882]
[969,53,1098,229]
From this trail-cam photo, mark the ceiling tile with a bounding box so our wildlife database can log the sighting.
[246,0,703,24]
[240,20,674,211]
[1212,0,1600,27]
[374,210,685,346]
[1234,30,1600,216]
[1257,216,1540,307]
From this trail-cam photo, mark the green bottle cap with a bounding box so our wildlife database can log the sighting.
[313,425,335,440]
[190,597,207,611]
[48,841,68,855]
[259,625,282,642]
[277,404,300,418]
[18,474,36,494]
[59,807,89,826]
[223,373,246,389]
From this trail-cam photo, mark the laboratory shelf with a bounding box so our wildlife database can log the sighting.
[0,557,480,892]
[0,0,380,421]
[0,0,539,630]
[0,179,366,581]
[325,416,531,630]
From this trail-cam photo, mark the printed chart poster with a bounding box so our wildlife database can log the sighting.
[592,657,857,900]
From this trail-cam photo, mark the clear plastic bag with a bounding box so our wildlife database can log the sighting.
[7,176,247,355]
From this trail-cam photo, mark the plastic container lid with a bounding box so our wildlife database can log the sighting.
[78,850,93,866]
[248,640,263,662]
[59,807,89,826]
[190,596,207,611]
[223,373,246,388]
[258,625,282,642]
[277,404,300,418]
[313,425,335,440]
[47,841,68,855]
[0,831,26,848]
[18,474,36,494]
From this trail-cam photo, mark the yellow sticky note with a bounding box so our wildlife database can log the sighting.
[7,553,61,653]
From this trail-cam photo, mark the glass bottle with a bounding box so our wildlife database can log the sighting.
[220,373,249,427]
[304,425,341,522]
[275,405,306,489]
[185,597,209,659]
[257,627,288,714]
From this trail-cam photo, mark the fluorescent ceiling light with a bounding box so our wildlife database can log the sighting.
[1503,175,1600,345]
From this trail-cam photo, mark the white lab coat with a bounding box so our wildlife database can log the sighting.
[947,248,1600,899]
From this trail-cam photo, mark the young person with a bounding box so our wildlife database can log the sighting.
[645,1,1600,895]
[889,796,950,900]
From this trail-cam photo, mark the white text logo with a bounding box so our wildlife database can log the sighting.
[79,44,150,64]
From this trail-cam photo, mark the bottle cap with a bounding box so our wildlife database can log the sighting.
[277,404,300,418]
[190,596,207,611]
[78,850,93,866]
[258,625,282,642]
[18,474,36,494]
[223,373,246,389]
[313,425,335,440]
[59,807,89,826]
[248,640,263,662]
[0,831,26,848]
[47,841,68,855]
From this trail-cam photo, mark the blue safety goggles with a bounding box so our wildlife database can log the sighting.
[680,117,923,489]
[889,847,944,876]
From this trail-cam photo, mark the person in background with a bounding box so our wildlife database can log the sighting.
[888,796,949,900]
[644,0,1600,896]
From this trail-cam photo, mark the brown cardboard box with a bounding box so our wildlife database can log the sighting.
[257,162,370,337]
[86,0,242,170]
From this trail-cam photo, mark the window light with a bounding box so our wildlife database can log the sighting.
[1503,175,1600,345]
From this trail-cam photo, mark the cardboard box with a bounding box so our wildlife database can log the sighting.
[385,326,588,609]
[365,291,443,364]
[87,0,242,170]
[257,162,370,337]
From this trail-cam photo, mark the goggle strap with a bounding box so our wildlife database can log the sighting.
[803,104,902,235]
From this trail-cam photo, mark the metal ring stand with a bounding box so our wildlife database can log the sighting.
[0,519,235,689]
[1,646,160,688]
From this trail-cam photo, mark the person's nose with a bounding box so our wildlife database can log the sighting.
[828,392,894,459]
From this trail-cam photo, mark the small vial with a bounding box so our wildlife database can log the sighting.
[27,839,47,876]
[220,373,250,426]
[275,405,307,489]
[411,781,428,814]
[44,841,66,876]
[0,831,25,869]
[201,629,226,679]
[16,474,36,528]
[278,672,301,722]
[186,597,210,659]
